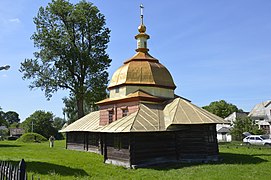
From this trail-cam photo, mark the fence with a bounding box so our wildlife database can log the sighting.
[0,159,26,180]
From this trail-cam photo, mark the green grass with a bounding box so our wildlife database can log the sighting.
[0,140,270,179]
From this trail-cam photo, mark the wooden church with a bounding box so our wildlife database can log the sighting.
[60,6,226,168]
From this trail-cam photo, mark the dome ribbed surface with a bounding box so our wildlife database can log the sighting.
[108,52,176,89]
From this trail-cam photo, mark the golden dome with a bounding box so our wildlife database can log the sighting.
[108,52,176,90]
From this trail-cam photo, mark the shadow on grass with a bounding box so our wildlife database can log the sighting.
[0,144,21,148]
[143,152,268,170]
[27,161,89,176]
[4,160,88,177]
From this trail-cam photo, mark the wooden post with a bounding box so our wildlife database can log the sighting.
[103,134,107,163]
[19,159,26,180]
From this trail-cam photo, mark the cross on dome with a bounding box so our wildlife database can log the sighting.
[136,4,149,52]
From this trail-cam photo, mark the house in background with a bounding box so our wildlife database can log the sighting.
[216,112,248,142]
[217,127,231,142]
[249,100,271,135]
[9,128,24,137]
[224,112,249,125]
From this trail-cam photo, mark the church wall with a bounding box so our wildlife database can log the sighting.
[174,124,219,161]
[99,101,139,126]
[125,86,174,98]
[104,124,219,167]
[130,132,177,167]
[66,132,102,153]
[104,133,131,167]
[109,86,174,99]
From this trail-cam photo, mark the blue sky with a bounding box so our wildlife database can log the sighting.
[0,0,270,121]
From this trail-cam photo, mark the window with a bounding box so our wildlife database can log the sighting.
[108,110,114,123]
[115,88,119,93]
[122,109,128,117]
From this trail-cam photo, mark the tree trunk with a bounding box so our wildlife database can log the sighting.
[77,97,85,119]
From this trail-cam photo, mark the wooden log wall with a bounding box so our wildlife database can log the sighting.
[130,132,177,165]
[105,133,130,163]
[175,124,218,160]
[66,132,101,153]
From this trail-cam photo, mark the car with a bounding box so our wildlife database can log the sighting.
[243,135,271,146]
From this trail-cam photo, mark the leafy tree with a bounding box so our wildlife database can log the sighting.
[9,122,21,128]
[0,108,7,127]
[53,117,66,130]
[230,117,264,141]
[22,110,57,139]
[203,100,243,119]
[63,95,98,124]
[3,111,20,125]
[20,0,111,119]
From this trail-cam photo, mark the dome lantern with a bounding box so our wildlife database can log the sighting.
[135,4,149,53]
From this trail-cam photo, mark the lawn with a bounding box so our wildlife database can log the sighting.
[0,140,270,179]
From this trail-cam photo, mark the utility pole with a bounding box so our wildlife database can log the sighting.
[31,121,34,132]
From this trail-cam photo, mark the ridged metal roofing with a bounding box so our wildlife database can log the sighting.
[59,111,101,132]
[61,98,227,133]
[96,89,163,105]
[108,52,176,89]
[163,98,226,128]
[248,100,271,117]
[101,103,165,132]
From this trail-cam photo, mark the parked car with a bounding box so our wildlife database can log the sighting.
[243,135,271,146]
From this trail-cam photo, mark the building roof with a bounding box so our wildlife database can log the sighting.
[96,89,165,105]
[59,111,101,132]
[217,127,231,133]
[108,52,176,90]
[248,100,271,118]
[61,97,227,133]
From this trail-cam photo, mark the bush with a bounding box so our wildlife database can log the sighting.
[17,133,47,143]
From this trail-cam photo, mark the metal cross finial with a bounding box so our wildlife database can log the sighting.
[140,4,144,24]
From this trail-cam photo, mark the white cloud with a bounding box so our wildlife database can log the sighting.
[8,18,20,23]
[1,74,8,78]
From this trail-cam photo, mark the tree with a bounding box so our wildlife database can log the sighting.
[22,110,57,139]
[0,107,7,127]
[202,100,243,119]
[230,117,264,141]
[63,95,98,124]
[3,111,20,125]
[53,117,66,130]
[20,0,111,119]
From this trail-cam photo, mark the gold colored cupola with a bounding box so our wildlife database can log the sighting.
[107,5,176,100]
[135,4,149,53]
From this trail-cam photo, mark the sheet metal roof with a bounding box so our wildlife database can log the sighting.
[61,98,227,133]
[59,111,101,132]
[164,98,226,128]
[101,103,165,132]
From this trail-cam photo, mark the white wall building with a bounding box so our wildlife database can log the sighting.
[249,100,271,135]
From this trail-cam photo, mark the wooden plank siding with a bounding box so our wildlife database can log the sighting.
[66,132,102,154]
[175,124,219,161]
[104,133,130,161]
[66,124,219,167]
[130,132,177,166]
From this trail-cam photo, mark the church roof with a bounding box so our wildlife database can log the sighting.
[107,12,176,90]
[61,97,227,133]
[108,52,176,90]
[96,89,165,105]
[59,111,101,132]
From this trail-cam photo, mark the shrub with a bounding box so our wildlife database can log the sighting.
[17,133,47,143]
